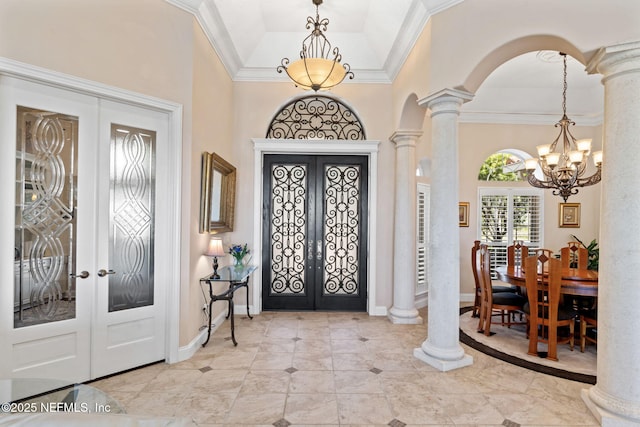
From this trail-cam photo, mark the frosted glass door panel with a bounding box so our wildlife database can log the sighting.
[108,124,155,312]
[14,107,78,328]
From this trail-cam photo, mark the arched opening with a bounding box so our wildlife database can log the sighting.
[254,93,381,314]
[477,149,534,182]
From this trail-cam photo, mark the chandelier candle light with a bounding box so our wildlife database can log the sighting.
[277,0,354,91]
[524,52,603,202]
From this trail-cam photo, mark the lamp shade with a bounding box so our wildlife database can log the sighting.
[205,238,225,257]
[592,150,603,166]
[524,158,539,171]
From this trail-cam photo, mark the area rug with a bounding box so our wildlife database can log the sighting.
[459,306,596,384]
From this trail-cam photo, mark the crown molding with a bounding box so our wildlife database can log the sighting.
[165,0,242,77]
[459,111,604,126]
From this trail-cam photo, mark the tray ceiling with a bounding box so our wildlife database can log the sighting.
[166,0,603,124]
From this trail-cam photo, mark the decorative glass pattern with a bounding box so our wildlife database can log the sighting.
[322,165,360,295]
[14,107,78,328]
[109,124,155,311]
[266,95,365,140]
[269,164,307,295]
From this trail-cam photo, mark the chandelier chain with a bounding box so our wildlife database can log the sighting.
[525,51,602,202]
[561,53,567,117]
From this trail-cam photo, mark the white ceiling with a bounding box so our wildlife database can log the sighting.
[166,0,604,125]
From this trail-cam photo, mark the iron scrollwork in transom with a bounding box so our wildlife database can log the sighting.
[266,95,365,140]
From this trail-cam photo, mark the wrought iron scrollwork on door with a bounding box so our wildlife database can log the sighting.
[322,165,361,295]
[269,164,307,295]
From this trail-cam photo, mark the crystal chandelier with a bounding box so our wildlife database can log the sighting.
[277,0,354,91]
[524,52,603,202]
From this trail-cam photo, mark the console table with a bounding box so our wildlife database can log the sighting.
[199,265,256,346]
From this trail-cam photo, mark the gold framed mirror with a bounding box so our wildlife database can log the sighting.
[200,152,236,233]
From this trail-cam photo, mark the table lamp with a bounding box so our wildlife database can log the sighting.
[205,237,226,279]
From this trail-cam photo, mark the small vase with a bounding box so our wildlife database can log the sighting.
[233,257,244,268]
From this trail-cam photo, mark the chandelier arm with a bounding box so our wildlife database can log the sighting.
[575,169,602,187]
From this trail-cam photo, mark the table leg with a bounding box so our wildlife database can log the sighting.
[202,296,214,347]
[229,299,237,346]
[244,282,253,319]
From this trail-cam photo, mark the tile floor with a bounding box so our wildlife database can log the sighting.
[90,307,599,426]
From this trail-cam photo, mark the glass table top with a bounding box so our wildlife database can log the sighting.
[201,264,257,282]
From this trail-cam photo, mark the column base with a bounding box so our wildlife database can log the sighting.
[582,388,640,426]
[388,307,423,324]
[413,347,473,372]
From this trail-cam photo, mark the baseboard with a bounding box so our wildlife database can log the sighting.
[369,305,388,316]
[459,293,475,303]
[176,311,227,362]
[415,292,428,308]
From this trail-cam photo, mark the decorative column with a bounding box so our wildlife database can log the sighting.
[583,41,640,426]
[413,88,473,371]
[388,130,423,324]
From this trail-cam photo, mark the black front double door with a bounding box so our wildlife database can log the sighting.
[262,155,368,311]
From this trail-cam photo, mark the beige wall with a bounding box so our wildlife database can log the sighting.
[186,22,235,345]
[0,0,192,103]
[428,0,640,92]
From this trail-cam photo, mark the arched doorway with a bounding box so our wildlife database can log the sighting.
[253,94,379,312]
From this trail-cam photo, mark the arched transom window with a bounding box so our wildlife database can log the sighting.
[266,95,365,140]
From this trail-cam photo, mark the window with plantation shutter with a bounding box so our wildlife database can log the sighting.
[479,188,543,277]
[416,183,430,296]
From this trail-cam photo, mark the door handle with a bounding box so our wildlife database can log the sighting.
[308,239,314,260]
[70,270,90,279]
[316,239,322,261]
[97,269,116,277]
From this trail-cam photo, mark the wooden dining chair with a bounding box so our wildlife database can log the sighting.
[477,244,527,336]
[524,253,578,361]
[471,240,515,317]
[580,309,598,352]
[561,241,588,269]
[561,241,596,312]
[507,240,529,267]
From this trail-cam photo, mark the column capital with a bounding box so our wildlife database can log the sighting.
[586,40,640,80]
[418,88,474,115]
[390,129,423,147]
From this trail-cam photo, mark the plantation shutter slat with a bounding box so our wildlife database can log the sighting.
[416,183,429,295]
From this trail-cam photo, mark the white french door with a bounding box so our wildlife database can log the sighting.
[0,76,166,383]
[92,100,167,378]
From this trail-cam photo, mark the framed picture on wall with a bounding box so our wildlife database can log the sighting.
[559,203,580,228]
[459,202,470,227]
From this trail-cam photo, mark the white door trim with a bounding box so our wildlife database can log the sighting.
[252,138,383,315]
[0,57,183,365]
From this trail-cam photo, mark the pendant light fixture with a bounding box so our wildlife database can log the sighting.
[277,0,354,91]
[524,52,602,202]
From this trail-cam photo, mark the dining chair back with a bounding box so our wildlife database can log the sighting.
[507,240,529,267]
[472,241,514,317]
[561,241,588,270]
[477,244,526,336]
[524,254,577,361]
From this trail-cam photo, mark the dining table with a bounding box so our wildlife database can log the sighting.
[495,265,598,297]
